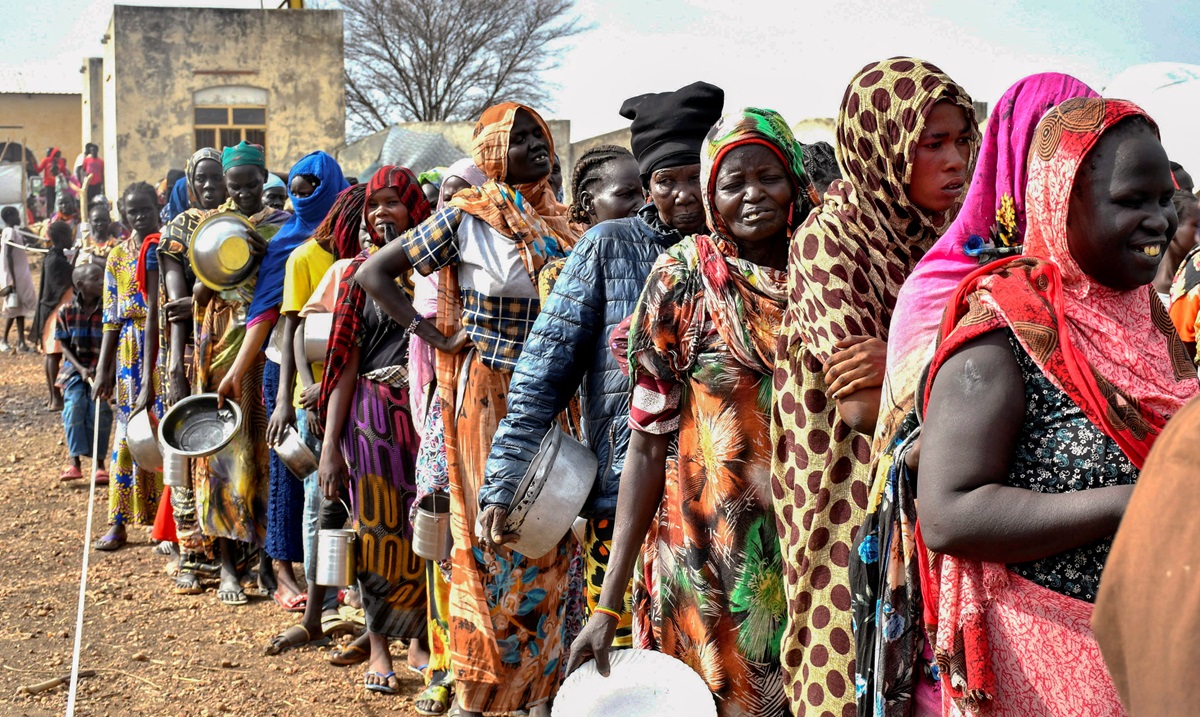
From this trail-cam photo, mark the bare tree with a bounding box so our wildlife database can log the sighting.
[340,0,588,139]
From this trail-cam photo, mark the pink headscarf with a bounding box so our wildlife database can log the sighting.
[877,73,1100,442]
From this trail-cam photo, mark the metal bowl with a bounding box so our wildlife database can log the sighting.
[303,312,333,364]
[158,393,244,458]
[273,425,318,478]
[189,211,259,292]
[126,408,164,472]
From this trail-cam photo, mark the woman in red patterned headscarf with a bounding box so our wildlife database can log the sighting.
[316,165,433,696]
[915,98,1197,716]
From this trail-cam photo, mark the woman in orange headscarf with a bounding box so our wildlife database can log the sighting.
[355,103,579,716]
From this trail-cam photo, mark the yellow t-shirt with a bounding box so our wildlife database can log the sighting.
[282,239,334,408]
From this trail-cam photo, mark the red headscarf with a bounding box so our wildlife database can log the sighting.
[316,166,430,424]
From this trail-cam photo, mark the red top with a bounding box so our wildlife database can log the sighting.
[82,156,104,186]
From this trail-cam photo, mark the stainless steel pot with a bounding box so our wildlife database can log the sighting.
[161,447,189,488]
[126,408,163,472]
[315,528,357,587]
[189,211,259,292]
[159,394,243,458]
[413,493,452,562]
[273,425,318,478]
[503,424,597,559]
[303,313,333,364]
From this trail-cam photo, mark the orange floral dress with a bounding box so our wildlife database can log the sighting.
[627,235,787,717]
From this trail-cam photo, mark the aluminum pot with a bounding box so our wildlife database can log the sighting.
[315,528,357,587]
[126,408,164,473]
[161,447,189,488]
[413,493,452,562]
[503,424,597,559]
[273,425,318,478]
[303,313,333,364]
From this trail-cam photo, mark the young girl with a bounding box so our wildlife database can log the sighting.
[92,182,164,551]
[0,206,36,352]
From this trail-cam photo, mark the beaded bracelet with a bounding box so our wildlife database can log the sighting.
[403,315,423,338]
[593,605,622,621]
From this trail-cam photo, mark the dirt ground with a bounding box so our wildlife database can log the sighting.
[0,349,426,716]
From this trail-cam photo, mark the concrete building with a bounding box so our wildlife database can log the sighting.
[0,91,82,167]
[90,4,345,199]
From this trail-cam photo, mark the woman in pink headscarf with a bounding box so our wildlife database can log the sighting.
[878,73,1100,448]
[851,73,1099,717]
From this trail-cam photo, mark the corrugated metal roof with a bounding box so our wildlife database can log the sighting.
[358,128,468,183]
[0,68,81,95]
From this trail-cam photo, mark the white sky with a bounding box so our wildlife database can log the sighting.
[1,0,1197,141]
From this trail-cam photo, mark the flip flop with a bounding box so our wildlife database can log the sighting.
[329,643,369,666]
[93,470,109,486]
[363,670,398,695]
[407,663,429,680]
[173,571,203,595]
[272,591,307,613]
[218,586,248,606]
[60,466,83,481]
[264,624,330,656]
[320,613,358,640]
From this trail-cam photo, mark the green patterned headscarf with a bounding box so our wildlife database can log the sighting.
[700,107,818,236]
[221,141,266,171]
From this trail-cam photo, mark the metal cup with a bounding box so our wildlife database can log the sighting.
[315,528,357,587]
[161,447,189,488]
[412,493,452,562]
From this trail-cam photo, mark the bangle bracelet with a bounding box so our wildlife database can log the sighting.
[593,605,622,621]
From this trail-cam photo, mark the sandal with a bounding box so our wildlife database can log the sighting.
[363,670,398,694]
[415,683,453,715]
[218,586,248,606]
[329,643,369,666]
[93,470,109,486]
[320,613,358,640]
[60,466,83,481]
[408,663,429,680]
[94,533,126,551]
[264,624,330,656]
[272,591,307,613]
[173,571,203,595]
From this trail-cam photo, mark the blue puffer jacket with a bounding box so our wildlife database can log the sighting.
[480,204,681,518]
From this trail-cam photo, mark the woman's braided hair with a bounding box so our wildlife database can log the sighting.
[568,145,635,225]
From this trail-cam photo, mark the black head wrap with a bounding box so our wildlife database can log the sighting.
[620,81,724,182]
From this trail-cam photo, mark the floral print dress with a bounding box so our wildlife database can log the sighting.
[103,237,164,526]
[628,235,788,717]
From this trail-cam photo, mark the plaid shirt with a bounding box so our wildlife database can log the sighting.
[402,207,543,371]
[54,296,104,385]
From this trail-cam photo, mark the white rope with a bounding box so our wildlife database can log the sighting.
[4,236,49,254]
[65,384,102,715]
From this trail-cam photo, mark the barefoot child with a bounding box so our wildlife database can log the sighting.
[33,221,76,410]
[56,263,112,482]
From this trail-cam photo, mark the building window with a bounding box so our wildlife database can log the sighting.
[194,106,267,158]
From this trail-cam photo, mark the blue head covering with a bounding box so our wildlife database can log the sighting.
[246,150,349,325]
[263,173,286,191]
[162,175,189,224]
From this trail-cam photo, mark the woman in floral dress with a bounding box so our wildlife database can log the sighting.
[569,108,818,717]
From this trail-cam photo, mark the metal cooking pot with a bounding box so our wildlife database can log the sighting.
[413,493,452,562]
[273,425,318,478]
[303,313,333,364]
[189,211,259,292]
[502,424,597,559]
[126,408,163,473]
[315,528,357,587]
[161,447,189,488]
[159,394,243,458]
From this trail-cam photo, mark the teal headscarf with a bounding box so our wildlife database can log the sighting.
[222,141,266,171]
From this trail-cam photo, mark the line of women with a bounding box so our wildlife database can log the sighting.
[81,55,1199,717]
